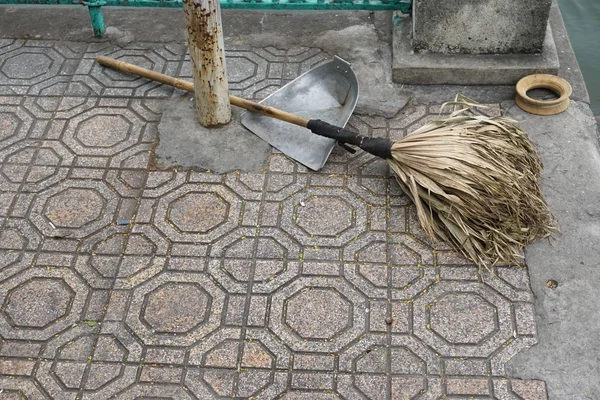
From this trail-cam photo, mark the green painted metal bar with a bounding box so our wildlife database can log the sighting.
[2,0,410,10]
[84,0,106,36]
[1,0,411,37]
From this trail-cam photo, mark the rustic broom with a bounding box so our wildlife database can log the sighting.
[97,57,556,268]
[308,98,556,267]
[395,99,556,267]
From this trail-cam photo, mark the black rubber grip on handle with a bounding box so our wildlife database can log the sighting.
[307,119,393,159]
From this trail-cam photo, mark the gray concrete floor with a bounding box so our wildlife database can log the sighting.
[506,100,600,400]
[0,4,598,400]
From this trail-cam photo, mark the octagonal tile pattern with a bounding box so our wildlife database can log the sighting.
[30,180,119,239]
[430,292,498,345]
[125,272,225,345]
[3,277,74,329]
[76,114,131,148]
[281,187,368,247]
[344,342,442,399]
[285,288,352,340]
[75,227,168,290]
[167,192,228,233]
[68,43,184,98]
[0,41,86,96]
[187,336,280,398]
[153,183,242,243]
[0,111,21,142]
[208,227,301,294]
[0,38,546,399]
[45,187,106,229]
[0,100,37,155]
[295,196,354,236]
[35,96,159,170]
[3,53,53,80]
[343,233,437,300]
[413,280,514,358]
[62,108,145,157]
[0,267,87,340]
[0,141,72,192]
[141,282,210,334]
[269,277,368,353]
[33,329,137,398]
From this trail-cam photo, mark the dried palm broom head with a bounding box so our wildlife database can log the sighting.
[308,96,556,268]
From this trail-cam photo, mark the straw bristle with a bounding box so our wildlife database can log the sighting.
[388,96,556,268]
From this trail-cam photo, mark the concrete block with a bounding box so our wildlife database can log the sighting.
[392,16,559,85]
[156,95,271,173]
[413,0,552,54]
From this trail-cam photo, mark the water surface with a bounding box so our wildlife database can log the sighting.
[557,0,600,115]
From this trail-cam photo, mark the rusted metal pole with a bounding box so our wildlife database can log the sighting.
[183,0,231,127]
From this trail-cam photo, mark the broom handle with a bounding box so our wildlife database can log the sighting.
[96,56,310,128]
[96,56,392,159]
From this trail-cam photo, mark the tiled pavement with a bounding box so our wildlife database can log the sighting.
[0,39,548,399]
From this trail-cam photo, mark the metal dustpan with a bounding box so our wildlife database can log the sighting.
[241,56,359,171]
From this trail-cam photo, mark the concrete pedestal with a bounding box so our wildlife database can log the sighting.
[412,0,553,54]
[392,16,559,85]
[394,0,557,85]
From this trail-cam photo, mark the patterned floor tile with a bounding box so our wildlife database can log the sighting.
[0,33,546,400]
[125,271,226,346]
[269,276,368,353]
[0,266,89,341]
[0,97,54,159]
[28,179,122,240]
[48,97,159,170]
[68,42,185,98]
[0,40,86,96]
[152,182,243,244]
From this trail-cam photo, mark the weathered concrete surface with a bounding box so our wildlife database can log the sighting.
[0,4,597,399]
[0,7,371,44]
[413,0,552,54]
[311,23,411,118]
[505,100,600,400]
[156,95,271,173]
[0,5,584,103]
[393,16,559,85]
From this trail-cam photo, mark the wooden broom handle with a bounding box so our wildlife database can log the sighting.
[96,56,310,128]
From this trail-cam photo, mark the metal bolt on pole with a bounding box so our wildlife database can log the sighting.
[183,0,232,127]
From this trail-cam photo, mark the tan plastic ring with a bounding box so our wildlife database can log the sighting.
[515,74,572,115]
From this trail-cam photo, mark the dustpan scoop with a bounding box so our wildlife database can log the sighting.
[240,56,359,171]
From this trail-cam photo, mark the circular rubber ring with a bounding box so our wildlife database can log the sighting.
[515,74,572,116]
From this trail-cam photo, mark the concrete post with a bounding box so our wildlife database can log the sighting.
[392,0,558,84]
[183,0,231,127]
[412,0,553,54]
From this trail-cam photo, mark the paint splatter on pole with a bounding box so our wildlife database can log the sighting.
[183,0,232,127]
